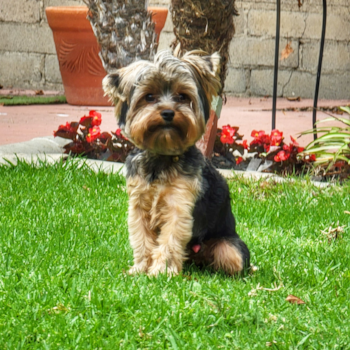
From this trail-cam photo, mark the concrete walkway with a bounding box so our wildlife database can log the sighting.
[0,89,349,177]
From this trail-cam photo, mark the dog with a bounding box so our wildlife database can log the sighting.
[103,50,250,276]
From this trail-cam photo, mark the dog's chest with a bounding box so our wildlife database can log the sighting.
[127,174,202,232]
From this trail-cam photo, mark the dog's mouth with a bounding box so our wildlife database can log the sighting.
[140,123,188,155]
[147,123,186,139]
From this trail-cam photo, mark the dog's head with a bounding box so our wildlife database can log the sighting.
[103,50,221,155]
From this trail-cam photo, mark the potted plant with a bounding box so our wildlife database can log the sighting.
[46,4,168,106]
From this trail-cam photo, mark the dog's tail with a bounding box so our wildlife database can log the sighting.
[206,238,250,275]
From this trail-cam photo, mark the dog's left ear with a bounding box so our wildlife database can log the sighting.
[180,51,221,122]
[202,52,221,81]
[180,51,221,99]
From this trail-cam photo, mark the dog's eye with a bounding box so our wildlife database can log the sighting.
[175,94,188,103]
[145,94,156,103]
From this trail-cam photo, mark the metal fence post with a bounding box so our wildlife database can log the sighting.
[312,0,327,140]
[272,0,327,139]
[272,0,281,131]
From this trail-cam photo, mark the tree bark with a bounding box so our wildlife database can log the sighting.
[171,0,238,92]
[83,0,157,72]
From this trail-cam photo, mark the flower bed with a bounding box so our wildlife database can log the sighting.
[54,110,134,163]
[54,109,350,181]
[212,125,314,175]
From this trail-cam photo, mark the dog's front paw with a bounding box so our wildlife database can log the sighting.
[128,262,148,275]
[148,262,179,277]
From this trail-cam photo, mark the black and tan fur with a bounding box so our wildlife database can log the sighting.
[103,50,250,276]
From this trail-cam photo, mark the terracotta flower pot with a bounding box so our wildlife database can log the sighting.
[46,6,168,106]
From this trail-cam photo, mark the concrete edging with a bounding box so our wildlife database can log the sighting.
[0,136,331,188]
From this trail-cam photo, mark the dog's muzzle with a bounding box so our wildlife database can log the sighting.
[160,109,175,122]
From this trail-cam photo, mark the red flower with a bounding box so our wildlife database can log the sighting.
[290,136,298,144]
[115,128,128,140]
[251,130,270,147]
[79,115,93,126]
[53,122,79,140]
[55,122,73,132]
[283,144,292,152]
[270,129,283,146]
[307,154,316,162]
[115,129,123,137]
[261,134,271,144]
[288,136,304,153]
[220,125,236,144]
[282,136,305,154]
[251,130,265,139]
[242,139,248,149]
[90,110,102,126]
[274,150,290,162]
[86,126,101,143]
[80,110,102,127]
[236,157,243,165]
[303,153,316,162]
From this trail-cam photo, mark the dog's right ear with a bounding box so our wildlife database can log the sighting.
[103,60,152,126]
[103,71,129,127]
[103,72,121,101]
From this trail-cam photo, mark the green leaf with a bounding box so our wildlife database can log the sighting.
[340,106,350,115]
[296,333,312,347]
[303,143,349,154]
[315,117,337,124]
[300,126,341,135]
[306,132,350,149]
[314,154,350,166]
[316,115,350,127]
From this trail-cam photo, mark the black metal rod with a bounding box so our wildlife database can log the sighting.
[272,0,281,130]
[312,0,327,140]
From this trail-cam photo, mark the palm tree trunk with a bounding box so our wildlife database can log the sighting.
[171,0,238,93]
[83,0,157,72]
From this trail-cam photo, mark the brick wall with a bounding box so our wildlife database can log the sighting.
[0,0,349,98]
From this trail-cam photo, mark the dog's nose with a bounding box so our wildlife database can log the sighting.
[161,109,175,122]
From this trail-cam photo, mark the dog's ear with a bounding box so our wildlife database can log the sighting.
[102,72,120,100]
[180,51,221,123]
[103,60,151,126]
[202,52,221,80]
[181,51,221,98]
[103,70,127,127]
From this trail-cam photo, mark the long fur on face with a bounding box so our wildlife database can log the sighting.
[103,50,221,155]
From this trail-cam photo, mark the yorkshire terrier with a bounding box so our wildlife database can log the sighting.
[103,50,250,276]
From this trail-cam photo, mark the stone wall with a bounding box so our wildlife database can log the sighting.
[0,0,349,98]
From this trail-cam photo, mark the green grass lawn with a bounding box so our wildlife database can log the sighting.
[0,160,349,349]
[0,95,67,106]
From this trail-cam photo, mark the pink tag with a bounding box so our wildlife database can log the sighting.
[192,244,201,253]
